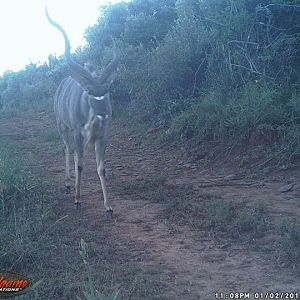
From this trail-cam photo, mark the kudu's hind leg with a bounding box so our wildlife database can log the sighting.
[74,133,84,209]
[64,142,71,193]
[57,122,71,193]
[95,139,112,218]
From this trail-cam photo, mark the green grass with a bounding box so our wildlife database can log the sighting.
[117,175,300,271]
[77,239,121,300]
[38,128,64,156]
[117,176,272,240]
[0,97,52,118]
[1,124,299,298]
[40,129,60,143]
[278,218,300,270]
[162,85,300,168]
[0,141,164,299]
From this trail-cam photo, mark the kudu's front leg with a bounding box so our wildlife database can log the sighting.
[95,139,112,218]
[74,133,84,209]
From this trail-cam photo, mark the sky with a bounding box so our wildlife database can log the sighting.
[0,0,119,76]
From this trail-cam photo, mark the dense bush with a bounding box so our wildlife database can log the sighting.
[1,0,300,165]
[0,57,68,114]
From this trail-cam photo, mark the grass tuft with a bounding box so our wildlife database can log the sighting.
[278,218,300,270]
[77,239,120,300]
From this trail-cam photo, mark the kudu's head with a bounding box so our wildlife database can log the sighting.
[45,8,120,98]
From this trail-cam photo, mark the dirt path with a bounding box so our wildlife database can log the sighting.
[1,112,299,299]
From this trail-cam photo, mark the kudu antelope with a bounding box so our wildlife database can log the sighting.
[46,9,120,218]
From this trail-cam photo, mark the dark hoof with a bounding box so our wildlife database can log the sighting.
[106,209,113,220]
[75,202,81,210]
[65,186,71,194]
